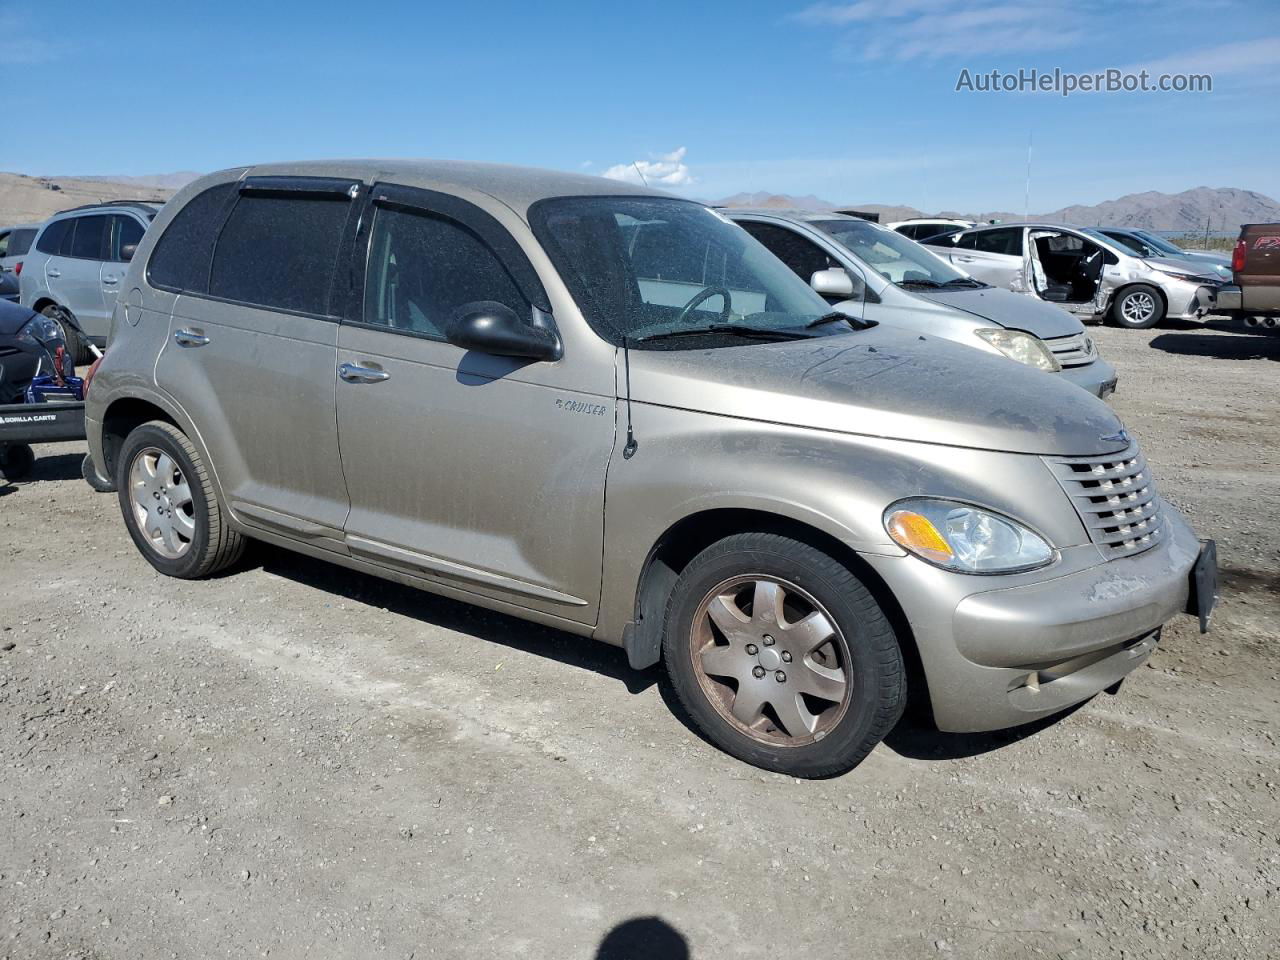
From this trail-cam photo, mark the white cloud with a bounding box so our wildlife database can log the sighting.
[603,147,694,187]
[1119,36,1280,79]
[794,0,1088,61]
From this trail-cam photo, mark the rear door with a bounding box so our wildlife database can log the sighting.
[153,176,358,549]
[946,227,1025,289]
[102,214,146,311]
[1239,225,1280,312]
[334,184,613,623]
[51,215,113,339]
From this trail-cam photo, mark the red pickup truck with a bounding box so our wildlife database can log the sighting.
[1216,223,1280,329]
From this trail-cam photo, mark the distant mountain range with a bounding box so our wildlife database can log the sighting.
[3,171,1277,235]
[714,186,1280,233]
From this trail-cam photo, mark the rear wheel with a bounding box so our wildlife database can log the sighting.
[40,304,89,365]
[116,421,244,578]
[662,532,906,778]
[1110,284,1165,329]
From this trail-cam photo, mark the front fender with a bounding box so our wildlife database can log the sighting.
[594,403,1087,649]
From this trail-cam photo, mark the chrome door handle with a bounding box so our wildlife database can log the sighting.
[102,276,119,285]
[339,362,390,383]
[174,329,210,347]
[47,268,61,278]
[954,255,976,263]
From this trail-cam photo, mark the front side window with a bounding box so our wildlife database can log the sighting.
[531,197,839,347]
[815,219,972,287]
[362,206,527,341]
[210,192,350,315]
[111,215,145,262]
[69,215,109,260]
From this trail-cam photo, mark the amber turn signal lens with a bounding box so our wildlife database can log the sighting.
[885,509,954,565]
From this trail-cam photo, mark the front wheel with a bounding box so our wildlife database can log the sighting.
[116,421,245,578]
[1110,284,1165,329]
[662,532,906,778]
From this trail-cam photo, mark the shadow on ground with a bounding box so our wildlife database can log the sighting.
[251,543,660,695]
[1150,329,1280,361]
[884,700,1087,761]
[594,917,690,959]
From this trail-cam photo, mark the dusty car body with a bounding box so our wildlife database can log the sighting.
[84,160,1215,777]
[727,209,1116,397]
[927,222,1228,328]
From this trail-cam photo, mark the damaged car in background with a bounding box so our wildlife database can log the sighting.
[926,222,1228,329]
[727,209,1116,397]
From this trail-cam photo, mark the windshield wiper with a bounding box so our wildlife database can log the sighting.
[898,278,943,288]
[941,276,987,287]
[805,311,878,330]
[634,324,814,344]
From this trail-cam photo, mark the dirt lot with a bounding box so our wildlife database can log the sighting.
[2,322,1277,960]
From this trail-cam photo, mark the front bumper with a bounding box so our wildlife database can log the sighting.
[1057,358,1117,399]
[1164,279,1226,320]
[863,501,1202,732]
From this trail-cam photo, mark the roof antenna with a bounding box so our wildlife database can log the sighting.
[621,335,639,459]
[632,162,650,188]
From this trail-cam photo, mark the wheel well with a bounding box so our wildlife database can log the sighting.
[1111,282,1167,313]
[31,297,60,315]
[100,399,177,484]
[626,508,929,719]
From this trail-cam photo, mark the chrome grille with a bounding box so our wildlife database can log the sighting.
[1046,443,1165,557]
[1044,331,1096,367]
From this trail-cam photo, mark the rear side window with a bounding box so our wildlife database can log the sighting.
[35,219,72,254]
[363,206,527,340]
[69,215,110,259]
[969,228,1023,256]
[6,228,36,257]
[210,192,350,315]
[148,183,235,293]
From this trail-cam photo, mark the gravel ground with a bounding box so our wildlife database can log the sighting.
[2,321,1277,960]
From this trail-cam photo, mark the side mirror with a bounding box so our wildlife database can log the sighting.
[447,301,561,361]
[120,244,137,262]
[810,267,855,299]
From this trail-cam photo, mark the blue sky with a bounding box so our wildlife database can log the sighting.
[3,0,1278,212]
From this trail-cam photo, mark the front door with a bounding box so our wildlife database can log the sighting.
[947,226,1026,291]
[335,186,613,624]
[101,214,146,323]
[154,178,358,549]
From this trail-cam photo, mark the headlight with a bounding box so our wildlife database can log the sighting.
[884,498,1055,574]
[1152,267,1212,285]
[15,313,64,349]
[974,328,1061,372]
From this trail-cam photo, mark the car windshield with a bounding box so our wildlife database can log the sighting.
[814,219,972,286]
[1133,230,1186,256]
[530,196,846,347]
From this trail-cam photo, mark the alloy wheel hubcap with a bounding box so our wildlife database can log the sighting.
[690,575,852,747]
[1123,292,1155,322]
[128,447,195,559]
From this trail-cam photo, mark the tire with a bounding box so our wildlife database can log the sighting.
[82,452,115,493]
[115,420,244,578]
[0,443,34,480]
[1109,284,1165,329]
[40,304,89,366]
[662,532,906,778]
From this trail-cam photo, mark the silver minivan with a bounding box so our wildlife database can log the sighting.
[727,210,1116,397]
[85,161,1215,778]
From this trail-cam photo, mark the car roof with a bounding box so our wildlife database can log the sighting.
[48,200,161,220]
[227,159,665,215]
[722,208,868,224]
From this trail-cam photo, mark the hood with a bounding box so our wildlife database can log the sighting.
[1143,256,1226,280]
[0,298,38,337]
[630,326,1125,457]
[912,285,1083,338]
